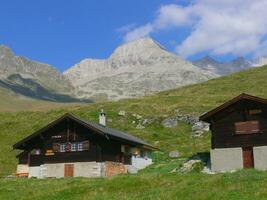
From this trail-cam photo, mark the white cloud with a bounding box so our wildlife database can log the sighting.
[121,0,267,58]
[116,23,137,33]
[123,24,153,42]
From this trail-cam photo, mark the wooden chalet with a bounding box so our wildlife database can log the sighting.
[200,93,267,172]
[13,112,154,178]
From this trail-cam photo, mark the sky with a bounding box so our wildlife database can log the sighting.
[1,0,267,71]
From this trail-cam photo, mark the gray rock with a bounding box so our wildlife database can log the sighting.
[142,118,154,125]
[180,159,203,173]
[126,165,138,174]
[192,121,209,135]
[118,110,126,116]
[169,151,180,158]
[134,114,142,120]
[136,124,145,129]
[162,118,177,128]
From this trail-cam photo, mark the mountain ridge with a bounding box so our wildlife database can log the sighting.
[0,45,90,102]
[192,56,253,75]
[64,37,217,100]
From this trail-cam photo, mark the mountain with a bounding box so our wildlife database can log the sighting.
[192,56,252,75]
[0,45,87,102]
[64,38,217,101]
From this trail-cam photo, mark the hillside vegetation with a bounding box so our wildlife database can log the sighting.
[1,65,267,199]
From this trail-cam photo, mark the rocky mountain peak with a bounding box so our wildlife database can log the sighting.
[108,37,182,69]
[64,38,216,101]
[0,45,14,59]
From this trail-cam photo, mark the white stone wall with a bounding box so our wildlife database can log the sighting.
[131,156,152,170]
[253,146,267,170]
[44,163,65,178]
[211,147,243,172]
[39,162,103,178]
[29,166,41,178]
[74,162,102,177]
[23,159,152,178]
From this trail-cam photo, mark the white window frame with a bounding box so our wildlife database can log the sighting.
[71,143,78,152]
[60,144,66,152]
[78,143,83,151]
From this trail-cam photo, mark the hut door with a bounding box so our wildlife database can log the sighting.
[242,147,254,168]
[64,164,74,177]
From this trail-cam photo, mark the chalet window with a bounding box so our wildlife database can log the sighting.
[77,141,89,151]
[249,109,262,115]
[71,143,78,151]
[60,144,66,152]
[78,143,83,151]
[235,121,260,135]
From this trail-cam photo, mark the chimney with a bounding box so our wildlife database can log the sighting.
[99,109,106,126]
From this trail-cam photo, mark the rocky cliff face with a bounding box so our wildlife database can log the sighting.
[64,38,217,100]
[192,56,252,75]
[0,45,82,102]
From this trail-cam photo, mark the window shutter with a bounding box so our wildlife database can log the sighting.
[235,122,247,134]
[249,121,260,133]
[235,121,260,134]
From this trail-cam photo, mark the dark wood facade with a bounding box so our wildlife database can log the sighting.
[200,94,267,149]
[14,114,153,167]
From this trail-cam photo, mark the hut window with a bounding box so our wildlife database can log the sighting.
[71,143,78,151]
[249,109,262,115]
[78,143,83,151]
[78,141,89,151]
[235,121,260,134]
[60,144,66,152]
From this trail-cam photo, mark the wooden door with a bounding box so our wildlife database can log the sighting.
[242,147,254,168]
[64,164,74,177]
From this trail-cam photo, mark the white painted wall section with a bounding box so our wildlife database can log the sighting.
[131,156,152,170]
[29,166,41,178]
[253,146,267,170]
[211,147,243,172]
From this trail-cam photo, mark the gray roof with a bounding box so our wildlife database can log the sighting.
[13,113,154,149]
[76,115,151,146]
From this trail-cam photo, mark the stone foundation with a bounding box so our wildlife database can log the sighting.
[104,161,127,177]
[16,164,29,174]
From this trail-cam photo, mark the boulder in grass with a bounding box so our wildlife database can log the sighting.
[169,151,180,158]
[162,118,177,128]
[118,110,126,116]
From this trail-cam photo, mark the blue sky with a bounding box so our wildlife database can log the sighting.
[1,0,267,71]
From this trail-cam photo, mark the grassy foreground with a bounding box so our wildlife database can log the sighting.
[1,66,267,199]
[1,169,267,200]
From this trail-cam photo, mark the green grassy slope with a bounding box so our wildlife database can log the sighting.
[0,86,81,112]
[1,65,267,199]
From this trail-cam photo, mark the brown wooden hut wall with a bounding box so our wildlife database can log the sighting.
[211,100,267,149]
